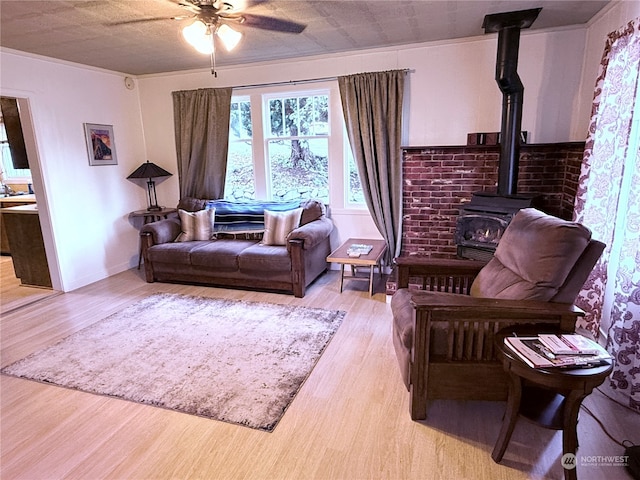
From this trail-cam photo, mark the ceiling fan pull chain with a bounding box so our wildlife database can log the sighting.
[210,35,217,77]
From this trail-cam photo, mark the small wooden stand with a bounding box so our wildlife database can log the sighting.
[327,238,387,296]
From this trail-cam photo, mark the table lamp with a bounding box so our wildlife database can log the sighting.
[127,160,172,211]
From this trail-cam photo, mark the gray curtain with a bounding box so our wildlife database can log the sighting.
[338,70,405,264]
[172,87,232,199]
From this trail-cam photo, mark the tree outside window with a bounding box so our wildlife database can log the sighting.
[267,94,329,202]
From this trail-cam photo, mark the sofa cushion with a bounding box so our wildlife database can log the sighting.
[176,208,216,242]
[262,208,303,246]
[147,241,209,264]
[238,243,292,272]
[189,240,257,269]
[470,208,592,301]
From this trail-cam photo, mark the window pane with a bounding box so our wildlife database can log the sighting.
[269,99,283,136]
[226,99,254,200]
[345,143,365,204]
[284,98,298,136]
[268,138,328,202]
[298,97,310,135]
[225,141,255,200]
[348,152,365,204]
[0,120,31,181]
[230,100,252,139]
[267,94,329,140]
[315,95,328,123]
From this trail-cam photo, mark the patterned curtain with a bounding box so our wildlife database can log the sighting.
[338,70,406,264]
[573,18,640,412]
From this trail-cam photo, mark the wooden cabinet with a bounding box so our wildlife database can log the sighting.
[0,194,37,254]
[1,204,51,287]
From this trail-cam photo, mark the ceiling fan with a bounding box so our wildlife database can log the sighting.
[111,0,307,75]
[177,0,307,34]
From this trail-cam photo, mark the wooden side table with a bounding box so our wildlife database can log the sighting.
[129,208,177,269]
[326,238,387,296]
[492,327,613,480]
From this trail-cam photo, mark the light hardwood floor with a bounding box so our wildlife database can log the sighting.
[1,268,637,480]
[0,256,59,315]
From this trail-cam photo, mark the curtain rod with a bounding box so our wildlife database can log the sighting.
[231,68,412,91]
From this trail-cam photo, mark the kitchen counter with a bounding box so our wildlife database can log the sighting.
[0,193,36,204]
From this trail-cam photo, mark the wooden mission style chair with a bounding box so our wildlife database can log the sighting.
[390,208,605,420]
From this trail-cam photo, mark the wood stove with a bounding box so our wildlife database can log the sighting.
[455,8,543,261]
[455,192,541,261]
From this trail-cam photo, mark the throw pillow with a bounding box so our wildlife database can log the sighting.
[262,208,303,246]
[176,207,216,242]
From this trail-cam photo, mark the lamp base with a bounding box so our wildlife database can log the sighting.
[147,205,162,212]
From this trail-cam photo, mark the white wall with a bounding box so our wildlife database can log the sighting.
[0,51,148,291]
[399,27,587,146]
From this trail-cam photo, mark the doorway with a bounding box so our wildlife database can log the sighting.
[0,94,61,312]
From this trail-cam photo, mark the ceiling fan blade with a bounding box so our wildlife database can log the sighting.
[237,13,306,33]
[107,17,175,26]
[242,0,270,8]
[175,0,202,14]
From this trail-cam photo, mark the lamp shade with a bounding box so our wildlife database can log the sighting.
[127,161,172,211]
[127,160,172,180]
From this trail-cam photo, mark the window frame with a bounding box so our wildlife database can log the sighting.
[225,81,366,210]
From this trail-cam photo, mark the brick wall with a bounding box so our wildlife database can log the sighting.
[401,142,585,258]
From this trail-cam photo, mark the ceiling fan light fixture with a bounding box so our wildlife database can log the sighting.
[217,23,242,51]
[182,20,214,54]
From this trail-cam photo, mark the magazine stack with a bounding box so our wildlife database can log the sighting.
[504,333,612,369]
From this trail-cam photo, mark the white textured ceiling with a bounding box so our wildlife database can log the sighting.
[0,0,611,75]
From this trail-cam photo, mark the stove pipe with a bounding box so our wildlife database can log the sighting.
[483,8,541,196]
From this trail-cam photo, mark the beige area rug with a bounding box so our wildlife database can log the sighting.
[1,293,345,431]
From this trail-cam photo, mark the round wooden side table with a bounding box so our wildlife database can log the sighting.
[492,327,613,480]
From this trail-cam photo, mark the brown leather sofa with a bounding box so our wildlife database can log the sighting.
[140,198,333,297]
[390,208,605,419]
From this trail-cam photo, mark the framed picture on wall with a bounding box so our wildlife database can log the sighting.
[84,123,118,166]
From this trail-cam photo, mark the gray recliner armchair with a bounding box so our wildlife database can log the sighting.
[390,208,605,420]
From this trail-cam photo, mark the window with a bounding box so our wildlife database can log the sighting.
[0,117,31,185]
[225,98,254,200]
[266,93,329,202]
[225,85,365,208]
[345,142,365,205]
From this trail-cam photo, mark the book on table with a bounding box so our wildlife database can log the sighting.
[504,335,612,369]
[346,244,373,257]
[538,333,600,355]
